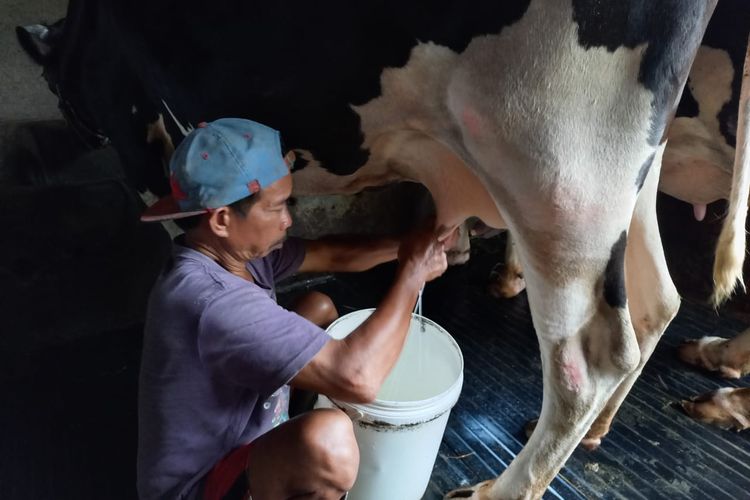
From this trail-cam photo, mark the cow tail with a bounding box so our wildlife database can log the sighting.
[712,33,750,307]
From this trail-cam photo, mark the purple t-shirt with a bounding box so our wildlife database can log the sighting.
[137,237,330,500]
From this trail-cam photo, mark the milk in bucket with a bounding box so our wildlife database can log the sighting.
[318,308,464,499]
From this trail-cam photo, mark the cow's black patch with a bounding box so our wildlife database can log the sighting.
[603,231,627,308]
[718,101,740,149]
[675,83,700,119]
[572,0,716,146]
[290,151,309,173]
[404,0,531,53]
[635,152,655,192]
[39,0,532,191]
[703,0,750,149]
[446,489,475,498]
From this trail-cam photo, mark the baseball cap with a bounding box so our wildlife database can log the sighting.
[141,118,290,222]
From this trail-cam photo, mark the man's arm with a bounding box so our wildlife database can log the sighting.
[298,236,401,273]
[290,228,450,403]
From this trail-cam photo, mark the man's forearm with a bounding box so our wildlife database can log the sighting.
[337,264,423,399]
[302,236,400,273]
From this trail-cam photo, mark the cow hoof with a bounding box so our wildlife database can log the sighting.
[678,337,747,379]
[488,264,526,299]
[444,479,495,499]
[581,436,602,451]
[677,337,719,370]
[718,366,744,379]
[681,387,750,431]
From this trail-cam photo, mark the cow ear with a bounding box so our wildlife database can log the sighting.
[284,150,296,170]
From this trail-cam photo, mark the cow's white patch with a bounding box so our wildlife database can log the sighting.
[661,47,735,204]
[131,105,138,115]
[690,47,735,134]
[448,4,654,240]
[442,0,655,355]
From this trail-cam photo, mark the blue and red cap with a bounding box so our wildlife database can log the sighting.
[141,118,290,222]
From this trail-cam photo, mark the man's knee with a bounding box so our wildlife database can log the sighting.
[315,292,339,327]
[301,408,359,491]
[292,291,339,328]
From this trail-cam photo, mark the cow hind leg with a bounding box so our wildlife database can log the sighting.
[583,147,681,448]
[447,193,644,499]
[447,221,472,265]
[487,232,527,299]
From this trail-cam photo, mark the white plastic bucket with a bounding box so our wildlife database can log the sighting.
[318,308,464,500]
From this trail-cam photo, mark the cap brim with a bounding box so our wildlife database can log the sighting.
[140,195,207,222]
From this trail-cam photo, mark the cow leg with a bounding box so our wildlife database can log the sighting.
[678,328,750,379]
[488,232,526,299]
[447,221,472,265]
[583,146,681,449]
[444,164,649,499]
[446,216,642,499]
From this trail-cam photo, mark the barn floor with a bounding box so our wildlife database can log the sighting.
[3,123,750,499]
[297,245,750,500]
[3,238,750,500]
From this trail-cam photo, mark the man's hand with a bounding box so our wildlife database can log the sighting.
[398,224,457,284]
[437,223,461,250]
[293,223,459,403]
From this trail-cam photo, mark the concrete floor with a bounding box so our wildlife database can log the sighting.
[0,0,67,123]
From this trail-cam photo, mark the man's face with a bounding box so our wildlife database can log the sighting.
[228,173,293,260]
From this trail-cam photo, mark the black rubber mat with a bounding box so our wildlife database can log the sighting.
[3,230,748,499]
[292,249,750,500]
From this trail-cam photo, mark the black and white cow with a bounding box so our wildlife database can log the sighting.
[19,1,750,498]
[490,0,750,299]
[480,2,750,438]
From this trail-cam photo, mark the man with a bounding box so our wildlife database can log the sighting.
[137,118,453,500]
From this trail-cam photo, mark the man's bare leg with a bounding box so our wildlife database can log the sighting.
[291,291,340,329]
[289,291,340,417]
[247,408,359,499]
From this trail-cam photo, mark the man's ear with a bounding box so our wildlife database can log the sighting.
[207,206,232,238]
